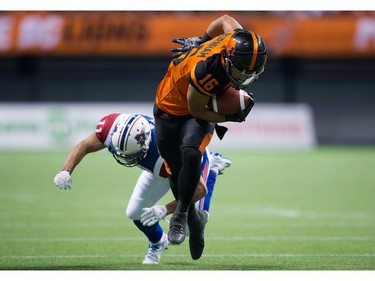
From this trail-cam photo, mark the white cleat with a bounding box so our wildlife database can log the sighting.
[209,152,232,175]
[142,233,169,264]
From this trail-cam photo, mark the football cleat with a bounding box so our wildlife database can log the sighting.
[168,211,187,245]
[209,152,232,175]
[142,232,169,264]
[187,209,208,260]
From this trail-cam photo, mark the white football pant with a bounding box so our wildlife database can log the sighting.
[126,170,170,220]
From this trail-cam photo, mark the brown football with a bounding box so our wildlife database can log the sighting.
[207,87,252,115]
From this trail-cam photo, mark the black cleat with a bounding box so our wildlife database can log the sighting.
[168,211,187,245]
[188,209,208,260]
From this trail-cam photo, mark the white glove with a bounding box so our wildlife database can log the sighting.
[140,205,167,227]
[54,170,72,190]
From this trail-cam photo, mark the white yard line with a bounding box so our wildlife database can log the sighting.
[1,253,375,260]
[1,236,374,242]
[1,221,372,229]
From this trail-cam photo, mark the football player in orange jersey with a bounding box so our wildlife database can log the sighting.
[153,14,267,260]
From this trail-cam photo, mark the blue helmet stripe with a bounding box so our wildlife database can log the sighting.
[120,114,138,150]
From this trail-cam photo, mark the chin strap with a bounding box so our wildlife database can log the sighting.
[215,124,228,140]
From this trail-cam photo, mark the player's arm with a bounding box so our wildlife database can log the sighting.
[204,14,243,40]
[171,15,242,58]
[53,133,105,189]
[187,84,226,123]
[61,133,105,173]
[140,176,208,226]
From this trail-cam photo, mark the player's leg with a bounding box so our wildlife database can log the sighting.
[153,104,183,202]
[199,170,216,212]
[196,148,210,211]
[197,151,232,212]
[153,108,188,244]
[126,170,170,264]
[179,118,214,259]
[164,145,201,245]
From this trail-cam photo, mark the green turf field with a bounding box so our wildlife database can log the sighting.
[1,146,375,270]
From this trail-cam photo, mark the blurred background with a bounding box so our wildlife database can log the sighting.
[0,11,374,149]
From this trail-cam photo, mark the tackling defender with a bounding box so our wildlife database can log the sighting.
[53,113,231,264]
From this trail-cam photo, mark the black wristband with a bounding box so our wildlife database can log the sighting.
[201,32,212,43]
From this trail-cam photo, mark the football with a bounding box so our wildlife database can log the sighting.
[207,87,253,115]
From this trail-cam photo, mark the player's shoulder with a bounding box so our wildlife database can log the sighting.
[95,113,122,144]
[188,33,236,96]
[139,114,155,130]
[140,114,154,124]
[197,31,233,57]
[190,53,229,95]
[97,113,121,127]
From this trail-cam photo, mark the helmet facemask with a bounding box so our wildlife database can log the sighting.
[111,143,149,167]
[225,57,264,90]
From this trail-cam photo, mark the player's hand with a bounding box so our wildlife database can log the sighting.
[225,92,254,122]
[171,36,202,58]
[54,170,72,190]
[140,205,167,226]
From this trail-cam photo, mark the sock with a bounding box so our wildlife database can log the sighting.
[202,170,217,212]
[133,220,163,244]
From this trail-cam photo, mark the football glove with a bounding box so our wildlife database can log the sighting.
[54,170,72,190]
[225,92,254,122]
[171,36,202,58]
[140,205,167,227]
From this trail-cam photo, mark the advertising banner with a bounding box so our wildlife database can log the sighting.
[0,12,374,57]
[0,103,316,151]
[209,103,316,150]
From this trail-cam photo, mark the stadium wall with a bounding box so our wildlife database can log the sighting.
[0,102,316,151]
[1,12,374,145]
[0,56,374,145]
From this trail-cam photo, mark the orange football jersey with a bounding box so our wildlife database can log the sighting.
[155,31,236,115]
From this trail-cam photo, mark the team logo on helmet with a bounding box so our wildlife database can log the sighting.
[134,129,150,147]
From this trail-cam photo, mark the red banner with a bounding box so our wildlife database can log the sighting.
[0,12,374,57]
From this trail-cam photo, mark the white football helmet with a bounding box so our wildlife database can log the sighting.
[109,114,152,167]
